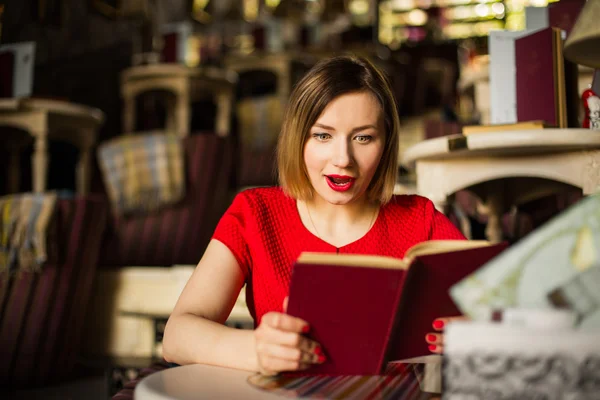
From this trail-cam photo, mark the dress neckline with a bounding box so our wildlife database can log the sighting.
[291,197,382,250]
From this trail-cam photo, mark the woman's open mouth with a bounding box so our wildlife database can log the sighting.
[325,175,356,192]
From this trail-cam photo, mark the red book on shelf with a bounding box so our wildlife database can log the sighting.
[515,27,567,128]
[286,240,508,376]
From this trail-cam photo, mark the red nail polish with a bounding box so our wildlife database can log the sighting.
[302,325,310,333]
[432,320,445,330]
[315,346,323,356]
[318,355,326,363]
[428,345,437,353]
[426,334,437,342]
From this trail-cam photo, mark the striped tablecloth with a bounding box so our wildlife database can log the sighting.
[247,362,436,399]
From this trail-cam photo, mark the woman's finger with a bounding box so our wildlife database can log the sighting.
[258,323,321,353]
[259,342,325,364]
[425,332,443,345]
[283,296,289,313]
[432,316,467,331]
[262,311,309,333]
[428,344,443,354]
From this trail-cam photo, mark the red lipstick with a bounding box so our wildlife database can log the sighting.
[325,175,355,192]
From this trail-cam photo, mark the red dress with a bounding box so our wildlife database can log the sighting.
[212,187,465,325]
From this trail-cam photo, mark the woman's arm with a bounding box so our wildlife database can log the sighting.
[162,239,256,370]
[162,239,324,373]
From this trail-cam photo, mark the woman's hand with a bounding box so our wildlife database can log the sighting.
[254,299,325,376]
[425,316,467,354]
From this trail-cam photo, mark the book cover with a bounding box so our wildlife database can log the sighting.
[286,241,507,376]
[592,69,600,96]
[515,27,567,128]
[450,194,600,330]
[489,30,539,125]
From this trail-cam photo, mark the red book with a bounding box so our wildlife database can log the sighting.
[515,27,567,128]
[286,240,508,376]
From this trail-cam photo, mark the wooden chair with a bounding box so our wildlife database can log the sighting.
[120,64,237,137]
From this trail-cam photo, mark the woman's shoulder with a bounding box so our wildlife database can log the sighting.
[231,186,294,213]
[385,194,435,212]
[235,186,289,203]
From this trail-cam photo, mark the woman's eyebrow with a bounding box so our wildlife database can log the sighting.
[313,123,378,133]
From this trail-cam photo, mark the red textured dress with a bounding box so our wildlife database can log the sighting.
[212,187,465,325]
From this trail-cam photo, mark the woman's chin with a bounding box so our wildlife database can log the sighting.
[313,188,366,206]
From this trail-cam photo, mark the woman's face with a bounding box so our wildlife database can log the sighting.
[303,91,385,206]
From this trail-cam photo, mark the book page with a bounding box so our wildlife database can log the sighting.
[296,252,409,270]
[404,240,491,261]
[297,240,491,270]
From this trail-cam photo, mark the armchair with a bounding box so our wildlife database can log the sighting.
[0,196,108,388]
[98,131,235,268]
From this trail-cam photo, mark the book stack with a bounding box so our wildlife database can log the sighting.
[481,0,587,135]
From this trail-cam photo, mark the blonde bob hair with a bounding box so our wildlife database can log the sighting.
[277,55,400,204]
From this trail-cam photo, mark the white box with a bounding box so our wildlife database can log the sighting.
[0,42,35,98]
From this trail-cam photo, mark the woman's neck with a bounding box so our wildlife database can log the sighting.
[299,195,380,247]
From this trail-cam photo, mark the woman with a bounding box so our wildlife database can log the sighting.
[162,55,465,376]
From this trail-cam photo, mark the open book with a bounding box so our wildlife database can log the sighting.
[286,240,508,376]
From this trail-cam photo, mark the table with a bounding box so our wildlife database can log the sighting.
[135,361,439,400]
[120,64,237,137]
[402,129,600,242]
[0,98,104,194]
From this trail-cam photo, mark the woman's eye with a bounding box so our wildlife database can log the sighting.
[355,135,372,143]
[312,133,331,141]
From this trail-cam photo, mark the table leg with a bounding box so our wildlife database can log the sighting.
[76,147,91,196]
[32,135,48,193]
[175,87,190,137]
[123,94,136,134]
[166,95,176,134]
[483,193,504,243]
[7,146,20,193]
[215,90,232,137]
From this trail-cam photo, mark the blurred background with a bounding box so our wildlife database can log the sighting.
[0,0,590,399]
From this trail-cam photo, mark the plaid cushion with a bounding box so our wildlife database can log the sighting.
[0,196,108,388]
[98,133,185,216]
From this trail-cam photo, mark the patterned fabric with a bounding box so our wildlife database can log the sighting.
[212,187,466,325]
[97,132,185,215]
[0,193,58,274]
[98,133,235,268]
[0,196,108,388]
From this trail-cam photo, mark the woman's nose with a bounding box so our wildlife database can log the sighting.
[332,140,353,167]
